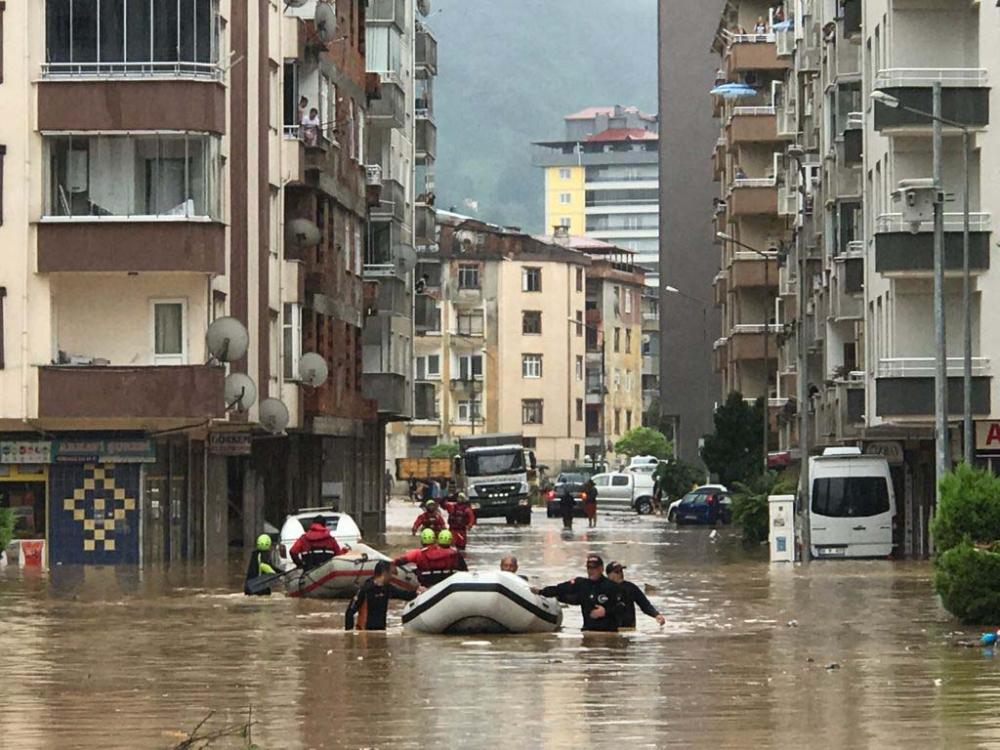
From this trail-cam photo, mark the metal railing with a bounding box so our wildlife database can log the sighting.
[874,68,988,88]
[877,357,991,378]
[733,250,778,262]
[726,31,777,44]
[842,240,864,258]
[731,323,784,334]
[846,111,863,129]
[363,264,397,278]
[733,175,777,188]
[875,212,991,233]
[732,105,777,117]
[41,61,223,79]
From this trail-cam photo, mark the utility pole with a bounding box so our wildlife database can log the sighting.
[763,255,771,474]
[792,150,810,561]
[932,81,950,501]
[962,127,972,463]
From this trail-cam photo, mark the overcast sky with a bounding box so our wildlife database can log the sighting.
[429,0,658,232]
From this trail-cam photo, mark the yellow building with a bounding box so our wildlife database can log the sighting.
[543,165,586,236]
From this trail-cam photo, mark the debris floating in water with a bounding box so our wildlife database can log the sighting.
[825,662,840,670]
[461,641,493,647]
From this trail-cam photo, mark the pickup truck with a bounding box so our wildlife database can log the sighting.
[590,472,657,515]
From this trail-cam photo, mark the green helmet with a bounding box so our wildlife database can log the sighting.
[256,534,272,551]
[420,528,437,545]
[437,529,453,547]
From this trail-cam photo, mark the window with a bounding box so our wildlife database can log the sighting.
[44,0,219,74]
[457,399,482,423]
[624,290,632,314]
[576,399,583,421]
[625,370,633,392]
[626,410,632,431]
[522,399,543,425]
[458,263,480,289]
[457,310,484,336]
[414,383,438,420]
[283,302,302,380]
[152,300,185,365]
[366,26,403,75]
[458,354,483,381]
[575,310,583,337]
[625,329,632,354]
[811,477,890,518]
[613,286,621,315]
[614,368,621,391]
[574,444,580,460]
[559,168,571,180]
[522,354,542,379]
[575,355,583,381]
[558,192,571,205]
[522,311,542,335]
[559,217,571,228]
[0,145,5,225]
[522,267,542,293]
[614,327,621,353]
[45,133,222,219]
[614,409,621,435]
[415,354,440,380]
[576,267,583,292]
[612,474,629,487]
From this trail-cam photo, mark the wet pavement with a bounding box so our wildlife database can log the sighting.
[2,502,999,749]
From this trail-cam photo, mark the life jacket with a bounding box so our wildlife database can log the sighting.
[422,545,462,572]
[447,503,474,531]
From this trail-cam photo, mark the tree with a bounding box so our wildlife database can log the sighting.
[653,460,705,502]
[614,427,672,459]
[700,391,763,487]
[731,471,794,546]
[0,508,14,551]
[427,442,460,459]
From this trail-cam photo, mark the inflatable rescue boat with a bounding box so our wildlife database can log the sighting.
[401,571,563,634]
[285,543,419,599]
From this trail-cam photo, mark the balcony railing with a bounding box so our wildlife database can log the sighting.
[732,324,784,334]
[875,212,991,234]
[877,357,991,378]
[41,61,222,80]
[874,68,988,88]
[732,105,777,117]
[843,240,864,258]
[725,31,776,44]
[733,175,777,189]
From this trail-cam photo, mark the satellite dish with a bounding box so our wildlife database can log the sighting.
[259,398,290,434]
[206,317,249,362]
[314,1,337,44]
[285,218,321,249]
[285,0,308,6]
[299,352,329,387]
[224,373,257,413]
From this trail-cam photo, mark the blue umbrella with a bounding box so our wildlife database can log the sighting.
[772,19,793,31]
[710,83,758,99]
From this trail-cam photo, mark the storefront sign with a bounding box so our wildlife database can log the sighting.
[865,441,904,465]
[976,421,1000,455]
[0,441,53,464]
[209,430,252,456]
[54,439,156,464]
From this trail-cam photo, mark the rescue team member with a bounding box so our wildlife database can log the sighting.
[344,561,421,631]
[605,561,665,628]
[534,554,625,632]
[244,534,279,596]
[395,528,438,568]
[442,492,476,550]
[394,529,467,587]
[411,499,446,536]
[290,516,343,570]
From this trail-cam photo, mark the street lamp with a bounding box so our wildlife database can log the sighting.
[716,232,775,474]
[872,88,973,467]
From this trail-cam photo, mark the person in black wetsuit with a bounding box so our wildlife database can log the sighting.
[344,561,420,631]
[534,553,625,632]
[605,561,665,628]
[244,533,279,596]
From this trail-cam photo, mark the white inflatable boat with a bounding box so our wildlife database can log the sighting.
[285,543,419,599]
[401,571,563,634]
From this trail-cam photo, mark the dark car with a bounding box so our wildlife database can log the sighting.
[673,487,733,526]
[545,473,588,518]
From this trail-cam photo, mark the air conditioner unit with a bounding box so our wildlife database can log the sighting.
[365,164,383,186]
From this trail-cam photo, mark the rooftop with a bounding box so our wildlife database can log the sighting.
[567,106,656,122]
[585,127,659,143]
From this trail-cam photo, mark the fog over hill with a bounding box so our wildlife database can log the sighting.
[430,0,658,232]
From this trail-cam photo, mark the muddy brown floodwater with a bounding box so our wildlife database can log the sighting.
[2,503,1000,749]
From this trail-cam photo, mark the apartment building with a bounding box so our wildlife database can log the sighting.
[533,106,660,287]
[0,0,389,566]
[710,0,996,556]
[408,215,590,468]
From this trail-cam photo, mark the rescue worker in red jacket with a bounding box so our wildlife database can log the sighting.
[411,499,446,536]
[394,529,467,587]
[442,492,476,550]
[290,516,343,570]
[395,528,438,568]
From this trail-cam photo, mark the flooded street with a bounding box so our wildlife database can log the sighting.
[2,504,999,749]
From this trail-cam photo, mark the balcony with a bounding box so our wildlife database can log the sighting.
[873,69,990,131]
[728,325,782,361]
[723,34,788,74]
[728,107,783,145]
[729,182,778,217]
[874,213,991,277]
[712,137,725,181]
[38,365,224,424]
[416,25,438,78]
[713,338,729,373]
[363,372,411,421]
[367,0,407,33]
[830,276,863,321]
[371,178,406,224]
[713,271,728,307]
[416,113,437,160]
[729,253,778,289]
[875,358,991,418]
[415,203,436,245]
[368,73,406,130]
[842,0,861,39]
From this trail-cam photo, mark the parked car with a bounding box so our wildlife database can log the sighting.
[274,508,363,571]
[545,478,588,518]
[626,455,660,474]
[667,484,728,522]
[671,485,732,526]
[589,472,657,514]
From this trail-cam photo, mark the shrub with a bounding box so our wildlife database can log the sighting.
[930,463,1000,554]
[701,391,763,488]
[0,508,14,551]
[654,460,705,502]
[614,427,673,460]
[731,471,794,545]
[426,442,459,459]
[934,542,1000,625]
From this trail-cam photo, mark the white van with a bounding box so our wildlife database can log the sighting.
[809,447,895,559]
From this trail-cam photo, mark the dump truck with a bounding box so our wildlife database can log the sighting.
[453,433,536,524]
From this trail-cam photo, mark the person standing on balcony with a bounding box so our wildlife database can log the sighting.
[754,16,768,33]
[302,107,321,147]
